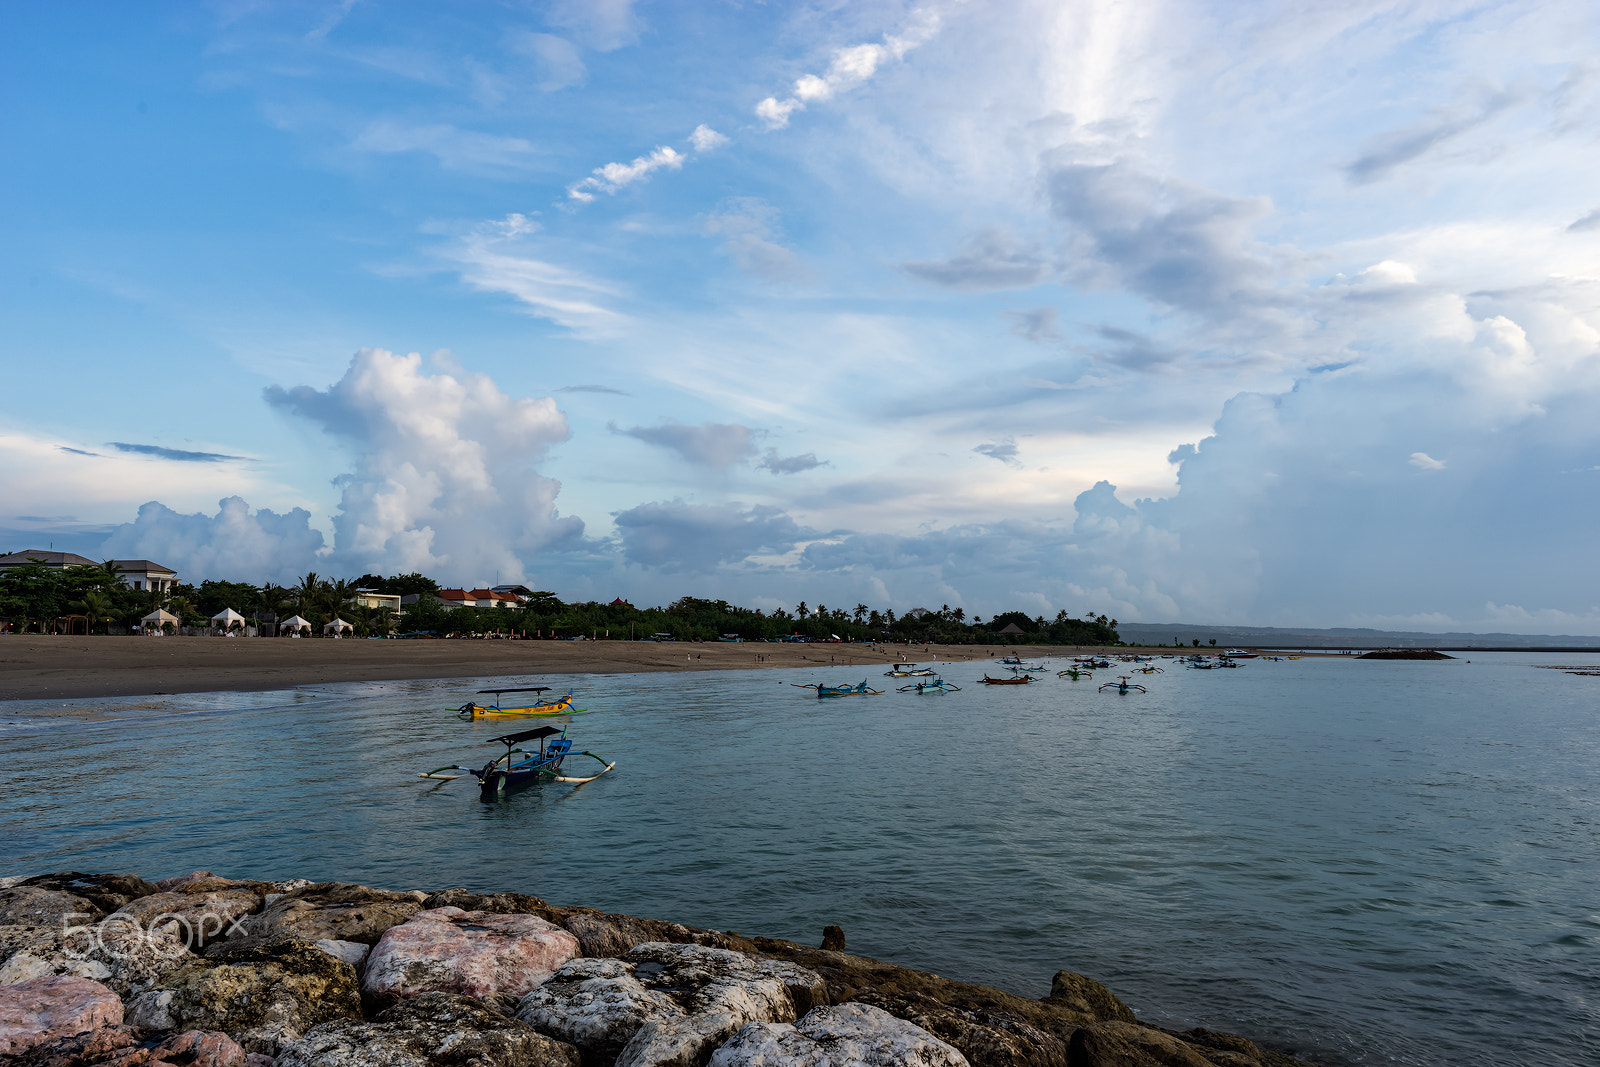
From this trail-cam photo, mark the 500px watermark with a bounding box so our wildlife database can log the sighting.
[61,911,253,959]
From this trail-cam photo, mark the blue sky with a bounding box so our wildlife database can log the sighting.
[4,0,1599,631]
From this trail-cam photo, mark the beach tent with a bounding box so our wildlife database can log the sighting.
[141,608,179,630]
[211,607,246,630]
[279,614,312,635]
[323,617,353,635]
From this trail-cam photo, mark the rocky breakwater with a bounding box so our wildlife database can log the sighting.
[0,870,1324,1067]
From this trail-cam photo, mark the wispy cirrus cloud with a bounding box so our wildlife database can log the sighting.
[445,214,625,335]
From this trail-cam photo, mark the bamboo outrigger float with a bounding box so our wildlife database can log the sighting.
[420,724,615,797]
[452,686,585,720]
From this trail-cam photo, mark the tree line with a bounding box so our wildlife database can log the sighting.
[0,561,1123,645]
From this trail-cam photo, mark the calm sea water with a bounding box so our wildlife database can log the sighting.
[3,652,1597,1066]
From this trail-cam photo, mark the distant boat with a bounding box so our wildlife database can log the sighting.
[981,674,1033,685]
[884,663,937,677]
[452,686,584,720]
[792,680,885,697]
[1223,649,1258,658]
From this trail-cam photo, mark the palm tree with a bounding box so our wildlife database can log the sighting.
[82,589,112,634]
[99,559,125,589]
[853,603,868,623]
[296,572,324,617]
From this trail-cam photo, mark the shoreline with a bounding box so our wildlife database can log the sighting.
[0,635,1148,702]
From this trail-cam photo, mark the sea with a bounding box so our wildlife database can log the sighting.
[3,651,1596,1066]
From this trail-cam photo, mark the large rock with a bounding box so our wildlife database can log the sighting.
[0,975,123,1056]
[243,882,425,946]
[851,990,1067,1067]
[517,942,827,1067]
[362,906,580,1009]
[708,1002,970,1066]
[0,873,160,926]
[423,888,564,924]
[276,991,580,1067]
[111,887,265,950]
[40,1030,254,1067]
[558,908,762,959]
[0,920,191,998]
[3,1024,142,1067]
[1046,972,1137,1026]
[124,938,362,1055]
[1066,1021,1216,1067]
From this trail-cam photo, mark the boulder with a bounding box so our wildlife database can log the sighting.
[1046,972,1137,1026]
[0,920,191,998]
[3,1023,142,1067]
[77,1030,252,1067]
[362,906,579,1009]
[275,991,580,1067]
[422,888,563,924]
[1066,1021,1215,1067]
[111,887,265,950]
[558,909,762,960]
[819,927,846,952]
[0,976,123,1056]
[0,873,161,926]
[851,991,1067,1067]
[708,1002,970,1066]
[312,939,369,971]
[124,938,362,1055]
[742,942,1110,1048]
[243,882,425,946]
[516,941,827,1067]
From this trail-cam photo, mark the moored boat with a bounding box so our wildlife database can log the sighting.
[453,686,585,720]
[420,725,615,797]
[898,677,961,693]
[981,673,1033,684]
[793,680,885,697]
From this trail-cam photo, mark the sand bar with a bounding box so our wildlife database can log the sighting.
[0,635,1136,701]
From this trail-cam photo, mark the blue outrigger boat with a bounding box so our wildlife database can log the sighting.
[897,677,961,693]
[420,725,615,798]
[791,680,885,697]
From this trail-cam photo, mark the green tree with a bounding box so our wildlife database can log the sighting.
[81,589,112,634]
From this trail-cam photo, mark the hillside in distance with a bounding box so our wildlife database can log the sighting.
[1117,623,1600,649]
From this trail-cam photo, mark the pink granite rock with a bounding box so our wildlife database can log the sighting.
[0,975,123,1056]
[362,906,579,1008]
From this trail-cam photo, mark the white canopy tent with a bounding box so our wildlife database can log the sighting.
[140,608,178,630]
[211,607,246,629]
[323,617,354,635]
[279,614,312,635]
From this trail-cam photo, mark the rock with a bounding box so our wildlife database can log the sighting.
[1066,1021,1215,1067]
[0,976,123,1056]
[0,920,191,998]
[558,908,761,959]
[851,991,1067,1067]
[708,1002,970,1066]
[4,1023,142,1067]
[516,941,827,1067]
[245,882,424,946]
[157,870,217,891]
[312,939,369,971]
[1046,972,1138,1026]
[275,991,579,1067]
[111,888,265,950]
[819,927,846,952]
[742,943,1107,1049]
[0,873,161,926]
[362,906,579,1009]
[422,888,563,924]
[125,938,362,1055]
[76,1030,252,1067]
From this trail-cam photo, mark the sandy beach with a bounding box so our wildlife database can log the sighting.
[0,635,1135,701]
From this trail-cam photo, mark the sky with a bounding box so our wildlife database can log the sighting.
[3,0,1599,632]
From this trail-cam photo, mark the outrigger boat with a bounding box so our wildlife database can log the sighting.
[884,663,938,677]
[420,725,615,798]
[1132,666,1164,674]
[452,686,585,720]
[1000,656,1024,666]
[792,680,885,697]
[898,678,961,693]
[1058,667,1093,680]
[1008,663,1050,674]
[981,673,1032,684]
[1099,675,1147,694]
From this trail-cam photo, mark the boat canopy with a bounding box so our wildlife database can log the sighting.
[486,726,562,746]
[476,686,550,695]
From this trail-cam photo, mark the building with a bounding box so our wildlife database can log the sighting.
[0,551,177,593]
[352,589,403,614]
[435,588,525,610]
[111,560,178,593]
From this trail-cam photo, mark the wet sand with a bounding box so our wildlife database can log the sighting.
[0,635,1135,701]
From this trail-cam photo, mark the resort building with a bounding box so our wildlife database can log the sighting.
[0,550,100,571]
[352,589,403,614]
[434,588,526,610]
[0,551,178,592]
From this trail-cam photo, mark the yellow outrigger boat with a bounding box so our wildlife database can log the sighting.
[453,686,586,720]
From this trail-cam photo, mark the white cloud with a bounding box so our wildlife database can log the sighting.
[506,31,586,91]
[101,498,326,586]
[446,217,625,335]
[567,145,684,202]
[1409,451,1446,470]
[755,8,944,128]
[702,199,808,283]
[263,348,583,582]
[546,0,639,52]
[689,124,728,153]
[350,121,539,174]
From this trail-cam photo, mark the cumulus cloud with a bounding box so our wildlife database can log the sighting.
[755,8,943,128]
[613,499,813,570]
[100,497,326,586]
[567,145,685,203]
[689,124,728,152]
[904,228,1049,291]
[111,443,247,463]
[758,449,826,475]
[613,419,759,468]
[264,348,583,582]
[703,199,808,283]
